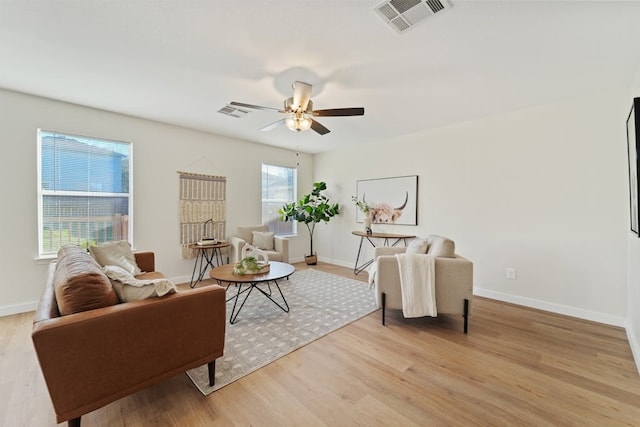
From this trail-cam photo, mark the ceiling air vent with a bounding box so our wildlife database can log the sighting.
[374,0,451,34]
[218,105,250,118]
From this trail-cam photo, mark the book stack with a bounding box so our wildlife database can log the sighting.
[196,238,218,246]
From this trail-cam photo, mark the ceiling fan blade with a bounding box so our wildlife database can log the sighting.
[260,118,287,131]
[292,81,312,111]
[310,118,331,135]
[230,101,284,113]
[312,107,365,117]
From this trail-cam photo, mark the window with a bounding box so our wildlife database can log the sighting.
[262,163,296,236]
[37,130,132,257]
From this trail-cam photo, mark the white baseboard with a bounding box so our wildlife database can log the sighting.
[0,301,38,317]
[317,257,356,270]
[288,256,306,264]
[627,322,640,376]
[473,287,626,327]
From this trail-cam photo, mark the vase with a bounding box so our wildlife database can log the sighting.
[363,214,372,234]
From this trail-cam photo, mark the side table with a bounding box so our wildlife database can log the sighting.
[189,242,230,288]
[352,231,415,275]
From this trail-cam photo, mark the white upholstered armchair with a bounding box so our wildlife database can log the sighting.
[369,235,473,333]
[230,225,289,264]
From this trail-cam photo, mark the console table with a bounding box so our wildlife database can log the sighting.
[352,231,415,275]
[188,242,230,288]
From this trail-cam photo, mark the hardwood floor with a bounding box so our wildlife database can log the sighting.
[2,262,639,426]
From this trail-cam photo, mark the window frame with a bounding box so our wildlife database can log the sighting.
[261,163,297,236]
[36,129,134,258]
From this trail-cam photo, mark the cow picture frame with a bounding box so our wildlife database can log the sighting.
[356,175,418,225]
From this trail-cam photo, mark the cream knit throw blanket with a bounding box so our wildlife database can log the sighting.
[102,265,177,297]
[395,253,437,317]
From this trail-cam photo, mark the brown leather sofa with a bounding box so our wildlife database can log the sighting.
[32,245,226,426]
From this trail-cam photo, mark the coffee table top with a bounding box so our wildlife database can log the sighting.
[209,261,295,283]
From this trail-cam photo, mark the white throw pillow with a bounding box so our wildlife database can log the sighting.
[252,231,275,250]
[406,238,429,254]
[89,241,142,275]
[426,235,456,258]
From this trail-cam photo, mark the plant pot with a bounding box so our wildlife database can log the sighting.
[305,254,318,265]
[363,214,372,234]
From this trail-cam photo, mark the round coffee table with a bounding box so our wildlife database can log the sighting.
[209,261,295,324]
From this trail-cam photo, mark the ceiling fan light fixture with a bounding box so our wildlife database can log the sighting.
[286,113,312,132]
[231,80,363,136]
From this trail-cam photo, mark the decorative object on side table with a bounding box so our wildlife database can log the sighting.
[352,195,372,234]
[233,245,270,274]
[279,181,340,265]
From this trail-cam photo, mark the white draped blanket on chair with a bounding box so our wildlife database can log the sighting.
[395,253,437,317]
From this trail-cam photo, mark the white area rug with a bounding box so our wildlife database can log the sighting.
[186,268,377,395]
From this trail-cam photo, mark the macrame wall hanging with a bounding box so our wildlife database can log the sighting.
[178,171,226,259]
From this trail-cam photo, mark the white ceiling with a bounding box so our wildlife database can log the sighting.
[2,0,640,153]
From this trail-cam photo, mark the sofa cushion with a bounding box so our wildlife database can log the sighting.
[236,225,268,245]
[89,240,142,276]
[406,238,429,254]
[102,265,176,302]
[252,231,275,250]
[54,245,119,316]
[426,235,455,258]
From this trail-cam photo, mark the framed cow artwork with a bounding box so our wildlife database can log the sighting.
[356,175,418,225]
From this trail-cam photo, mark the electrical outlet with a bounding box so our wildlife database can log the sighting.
[506,268,517,280]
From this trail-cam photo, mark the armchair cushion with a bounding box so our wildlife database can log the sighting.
[252,231,275,250]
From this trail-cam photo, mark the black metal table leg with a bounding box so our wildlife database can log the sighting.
[227,280,289,324]
[354,236,378,275]
[191,247,221,288]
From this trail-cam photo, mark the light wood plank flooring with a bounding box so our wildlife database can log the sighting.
[2,262,639,426]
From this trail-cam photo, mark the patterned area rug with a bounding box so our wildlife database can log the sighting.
[186,268,377,395]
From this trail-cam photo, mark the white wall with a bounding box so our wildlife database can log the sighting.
[314,88,630,326]
[0,88,312,315]
[627,68,640,372]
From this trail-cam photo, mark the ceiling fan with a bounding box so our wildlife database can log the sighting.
[230,81,364,135]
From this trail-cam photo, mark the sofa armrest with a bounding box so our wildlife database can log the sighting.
[134,251,155,273]
[434,255,473,313]
[374,255,403,308]
[32,286,226,423]
[274,236,289,263]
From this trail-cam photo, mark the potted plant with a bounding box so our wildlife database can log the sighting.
[352,195,372,234]
[279,181,340,265]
